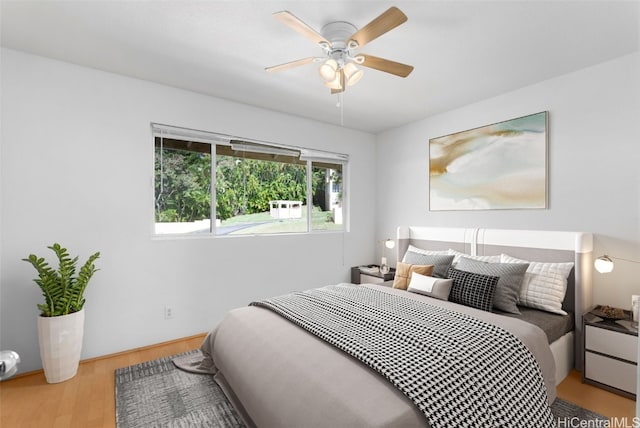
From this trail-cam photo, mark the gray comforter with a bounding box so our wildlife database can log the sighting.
[201,283,556,428]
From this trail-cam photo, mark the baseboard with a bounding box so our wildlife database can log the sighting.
[9,332,208,380]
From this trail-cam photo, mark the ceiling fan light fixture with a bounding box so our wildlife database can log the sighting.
[323,73,343,90]
[319,59,338,82]
[343,62,363,86]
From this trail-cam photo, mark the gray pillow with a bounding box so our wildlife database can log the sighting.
[402,251,454,278]
[446,267,499,312]
[455,257,529,314]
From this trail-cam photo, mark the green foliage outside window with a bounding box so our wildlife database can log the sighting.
[215,155,308,220]
[154,148,211,222]
[155,147,334,223]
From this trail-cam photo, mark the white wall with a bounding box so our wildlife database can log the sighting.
[376,52,640,310]
[0,48,377,372]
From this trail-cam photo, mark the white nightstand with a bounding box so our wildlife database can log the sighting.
[583,308,638,399]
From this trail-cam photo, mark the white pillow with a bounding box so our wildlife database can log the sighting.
[407,272,453,301]
[448,249,501,264]
[500,253,574,315]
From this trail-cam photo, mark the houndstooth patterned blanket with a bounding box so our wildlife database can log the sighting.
[251,284,556,428]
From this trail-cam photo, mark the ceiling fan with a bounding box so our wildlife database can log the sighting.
[265,6,414,94]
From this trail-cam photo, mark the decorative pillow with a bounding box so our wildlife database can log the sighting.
[455,257,529,314]
[402,251,454,279]
[406,245,450,256]
[448,249,501,265]
[407,272,453,301]
[446,267,499,312]
[500,254,574,315]
[392,262,434,290]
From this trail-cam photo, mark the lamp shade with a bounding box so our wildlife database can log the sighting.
[318,59,338,82]
[323,73,343,90]
[343,62,364,86]
[594,255,614,273]
[385,239,396,249]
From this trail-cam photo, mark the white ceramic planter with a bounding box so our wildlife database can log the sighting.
[37,309,85,383]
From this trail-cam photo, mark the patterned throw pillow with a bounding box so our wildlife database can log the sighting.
[446,267,499,312]
[455,257,529,314]
[392,262,434,290]
[501,254,574,315]
[402,251,454,278]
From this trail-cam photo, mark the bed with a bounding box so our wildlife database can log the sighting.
[395,227,593,381]
[200,227,593,428]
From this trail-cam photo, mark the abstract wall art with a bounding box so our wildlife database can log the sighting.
[429,111,548,211]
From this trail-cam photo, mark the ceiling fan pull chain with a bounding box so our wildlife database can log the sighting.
[340,92,344,127]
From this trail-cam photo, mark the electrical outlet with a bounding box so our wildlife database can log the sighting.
[164,305,174,320]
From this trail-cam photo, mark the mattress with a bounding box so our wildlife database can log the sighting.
[499,306,574,344]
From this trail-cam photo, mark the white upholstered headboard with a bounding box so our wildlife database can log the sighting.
[396,226,593,370]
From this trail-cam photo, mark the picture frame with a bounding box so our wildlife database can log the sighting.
[429,111,548,211]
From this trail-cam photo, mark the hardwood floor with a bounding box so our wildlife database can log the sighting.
[1,334,635,427]
[557,370,636,420]
[0,334,206,428]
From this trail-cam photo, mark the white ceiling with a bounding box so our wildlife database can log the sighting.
[1,1,638,133]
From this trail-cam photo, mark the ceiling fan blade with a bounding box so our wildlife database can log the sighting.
[359,54,414,78]
[265,57,316,72]
[348,7,407,48]
[273,11,330,46]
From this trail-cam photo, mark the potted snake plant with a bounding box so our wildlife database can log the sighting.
[23,244,100,383]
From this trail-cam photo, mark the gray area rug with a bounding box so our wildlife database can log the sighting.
[115,350,244,428]
[552,398,609,423]
[115,350,608,427]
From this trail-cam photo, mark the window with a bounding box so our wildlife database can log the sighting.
[153,124,347,236]
[154,138,212,234]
